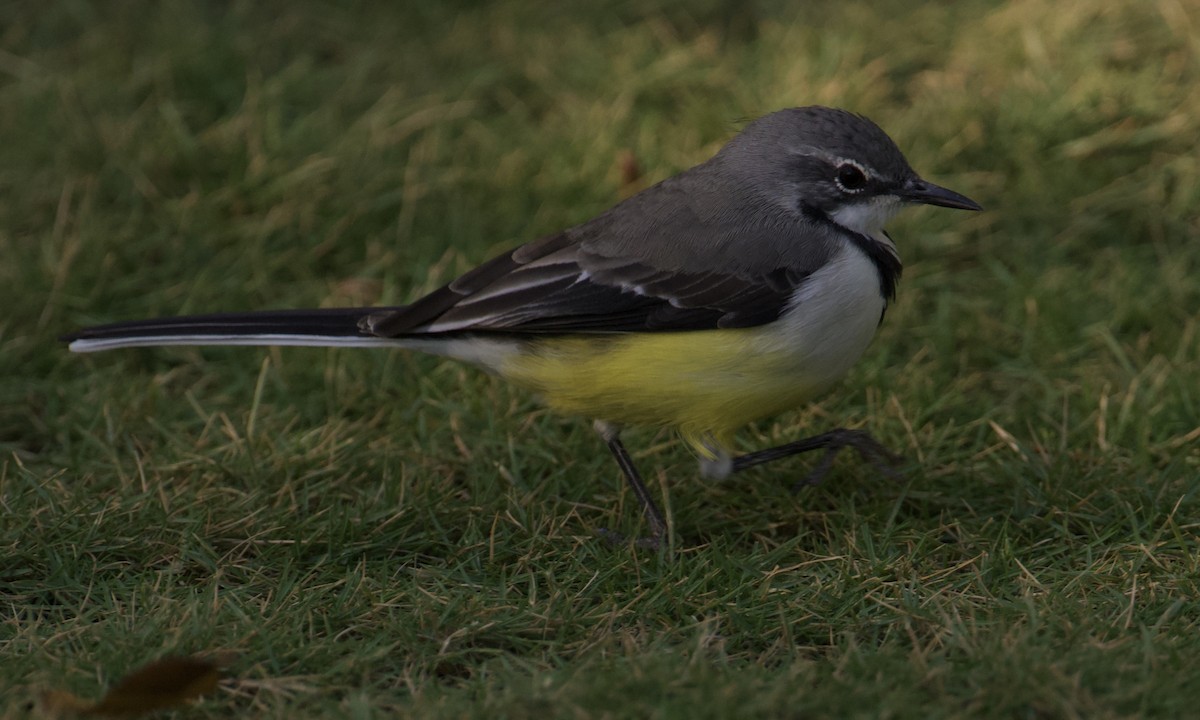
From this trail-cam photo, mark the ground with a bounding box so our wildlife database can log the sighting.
[2,0,1198,717]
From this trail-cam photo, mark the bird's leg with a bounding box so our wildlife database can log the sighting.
[594,421,668,548]
[730,428,902,492]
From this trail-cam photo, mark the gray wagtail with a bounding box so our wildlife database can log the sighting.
[64,107,982,547]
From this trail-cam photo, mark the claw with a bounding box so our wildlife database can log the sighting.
[733,427,904,489]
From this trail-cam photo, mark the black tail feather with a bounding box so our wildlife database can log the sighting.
[61,307,404,343]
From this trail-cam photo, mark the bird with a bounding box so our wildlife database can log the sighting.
[64,106,981,547]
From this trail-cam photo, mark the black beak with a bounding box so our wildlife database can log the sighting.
[901,177,982,211]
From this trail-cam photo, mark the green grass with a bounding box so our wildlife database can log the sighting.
[3,0,1199,716]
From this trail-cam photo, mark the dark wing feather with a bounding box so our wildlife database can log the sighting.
[366,167,837,338]
[366,238,806,336]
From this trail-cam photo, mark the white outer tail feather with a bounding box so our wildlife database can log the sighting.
[67,334,409,353]
[67,333,521,374]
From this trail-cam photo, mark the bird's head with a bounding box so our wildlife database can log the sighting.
[720,106,981,236]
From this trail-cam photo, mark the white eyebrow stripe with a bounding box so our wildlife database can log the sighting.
[788,145,878,179]
[837,158,870,176]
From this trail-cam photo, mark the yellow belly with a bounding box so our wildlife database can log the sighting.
[495,244,887,458]
[499,328,850,457]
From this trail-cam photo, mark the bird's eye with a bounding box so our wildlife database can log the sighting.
[835,162,868,192]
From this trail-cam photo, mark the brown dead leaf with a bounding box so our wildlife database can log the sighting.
[38,653,234,718]
[616,149,642,198]
[38,689,93,718]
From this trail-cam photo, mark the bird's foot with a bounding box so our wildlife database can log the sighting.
[789,428,902,492]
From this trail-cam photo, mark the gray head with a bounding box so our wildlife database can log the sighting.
[716,107,980,235]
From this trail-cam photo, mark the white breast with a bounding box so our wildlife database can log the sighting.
[760,242,887,392]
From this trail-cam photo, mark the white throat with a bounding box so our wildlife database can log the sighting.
[829,196,901,235]
[828,196,902,258]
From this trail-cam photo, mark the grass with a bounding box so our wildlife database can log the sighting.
[2,0,1199,716]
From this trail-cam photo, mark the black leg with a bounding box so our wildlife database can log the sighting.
[731,428,902,492]
[594,422,668,548]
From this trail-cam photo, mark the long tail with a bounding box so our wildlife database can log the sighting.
[63,307,408,353]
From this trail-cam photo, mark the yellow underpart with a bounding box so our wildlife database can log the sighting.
[498,330,834,459]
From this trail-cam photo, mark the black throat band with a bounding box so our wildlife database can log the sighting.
[800,204,903,302]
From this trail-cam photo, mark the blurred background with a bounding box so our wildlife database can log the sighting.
[1,0,1198,715]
